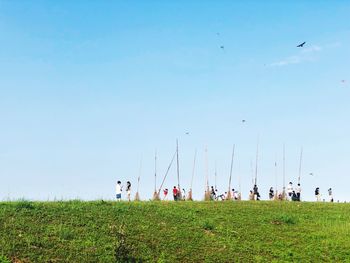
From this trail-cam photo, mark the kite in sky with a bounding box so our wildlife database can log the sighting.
[297,42,306,47]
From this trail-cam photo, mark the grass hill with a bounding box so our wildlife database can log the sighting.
[1,200,350,262]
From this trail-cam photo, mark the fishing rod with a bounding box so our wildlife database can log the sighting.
[214,162,217,191]
[188,149,197,201]
[190,149,197,191]
[227,144,235,199]
[176,139,182,199]
[135,157,142,201]
[154,149,157,193]
[255,139,259,186]
[137,158,142,193]
[157,150,177,195]
[298,147,303,185]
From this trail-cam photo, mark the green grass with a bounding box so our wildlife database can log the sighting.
[1,200,350,262]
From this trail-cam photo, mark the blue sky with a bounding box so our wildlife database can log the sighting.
[0,1,349,201]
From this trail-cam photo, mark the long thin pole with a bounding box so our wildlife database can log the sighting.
[298,147,303,184]
[158,150,177,193]
[283,144,286,190]
[214,162,217,190]
[154,149,157,192]
[176,140,180,191]
[274,160,277,194]
[190,149,197,190]
[205,146,209,191]
[255,140,259,186]
[250,159,254,187]
[137,158,142,193]
[228,145,235,192]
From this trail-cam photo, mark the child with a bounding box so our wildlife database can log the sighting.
[163,188,168,200]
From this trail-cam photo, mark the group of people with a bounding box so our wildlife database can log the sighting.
[115,180,334,202]
[115,181,132,201]
[315,187,334,202]
[210,186,241,201]
[161,187,186,201]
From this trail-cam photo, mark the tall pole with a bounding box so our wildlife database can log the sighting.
[204,146,210,200]
[205,146,209,190]
[134,157,142,201]
[188,149,197,201]
[137,158,142,193]
[282,144,286,200]
[274,160,277,193]
[298,147,303,185]
[214,162,217,190]
[176,139,182,199]
[154,149,157,192]
[190,149,197,190]
[153,149,160,200]
[227,144,235,200]
[255,140,259,186]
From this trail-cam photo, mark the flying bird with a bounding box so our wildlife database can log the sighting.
[297,42,306,47]
[220,45,225,50]
[185,132,190,135]
[242,120,246,123]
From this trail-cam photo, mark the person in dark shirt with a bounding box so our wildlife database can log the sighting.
[269,187,274,200]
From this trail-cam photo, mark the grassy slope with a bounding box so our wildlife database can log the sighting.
[0,201,350,262]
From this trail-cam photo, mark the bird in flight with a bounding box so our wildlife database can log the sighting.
[242,120,246,123]
[297,42,306,47]
[185,132,190,135]
[220,45,225,50]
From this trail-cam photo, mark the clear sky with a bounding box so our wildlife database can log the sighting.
[0,1,349,201]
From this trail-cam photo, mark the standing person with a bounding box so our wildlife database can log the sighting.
[116,181,122,202]
[163,188,169,200]
[173,186,178,201]
[249,190,254,200]
[287,182,293,200]
[269,187,274,200]
[210,186,216,201]
[182,188,186,201]
[328,188,334,202]
[253,184,260,201]
[232,189,237,200]
[126,181,131,202]
[315,187,321,202]
[295,183,301,201]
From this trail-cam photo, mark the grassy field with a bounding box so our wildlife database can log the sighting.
[0,200,350,262]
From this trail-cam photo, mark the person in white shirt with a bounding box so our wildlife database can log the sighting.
[328,188,333,202]
[295,184,301,201]
[182,189,186,201]
[287,182,293,200]
[116,181,122,201]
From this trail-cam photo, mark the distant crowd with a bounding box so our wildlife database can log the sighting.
[115,180,334,202]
